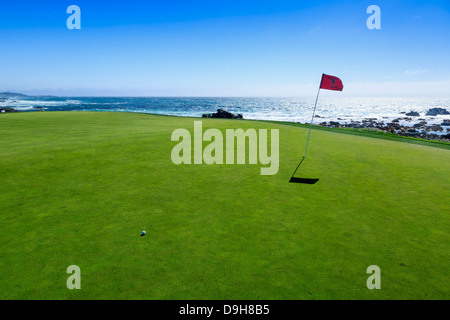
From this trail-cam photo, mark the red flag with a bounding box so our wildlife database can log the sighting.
[320,74,343,91]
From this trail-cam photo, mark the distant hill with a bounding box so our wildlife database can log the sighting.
[0,92,29,98]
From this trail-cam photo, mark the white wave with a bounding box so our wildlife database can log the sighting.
[3,99,82,108]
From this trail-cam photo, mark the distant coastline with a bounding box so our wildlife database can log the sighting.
[1,93,449,142]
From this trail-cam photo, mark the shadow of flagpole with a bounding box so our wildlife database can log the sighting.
[289,157,319,184]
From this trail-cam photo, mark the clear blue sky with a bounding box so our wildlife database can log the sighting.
[1,0,449,97]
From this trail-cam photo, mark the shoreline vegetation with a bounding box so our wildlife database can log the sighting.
[1,107,450,149]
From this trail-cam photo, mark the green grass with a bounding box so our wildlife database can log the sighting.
[0,111,448,300]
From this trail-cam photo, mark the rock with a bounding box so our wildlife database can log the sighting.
[328,121,340,127]
[427,125,443,132]
[387,122,400,129]
[426,108,450,116]
[441,119,450,126]
[434,125,444,131]
[203,109,243,119]
[0,107,17,113]
[405,128,420,137]
[212,109,231,119]
[405,111,420,116]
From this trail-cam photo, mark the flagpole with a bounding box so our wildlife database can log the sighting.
[303,85,321,159]
[290,73,342,183]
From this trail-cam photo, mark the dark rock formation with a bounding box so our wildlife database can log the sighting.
[426,125,443,132]
[202,109,243,119]
[0,107,17,113]
[328,121,340,127]
[426,108,450,116]
[405,111,420,116]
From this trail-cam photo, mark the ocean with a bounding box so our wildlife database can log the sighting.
[1,96,449,132]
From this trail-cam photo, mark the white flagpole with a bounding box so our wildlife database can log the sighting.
[303,84,321,159]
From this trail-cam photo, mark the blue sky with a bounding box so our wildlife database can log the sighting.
[0,0,449,97]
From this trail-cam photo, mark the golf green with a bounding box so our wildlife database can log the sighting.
[0,111,448,299]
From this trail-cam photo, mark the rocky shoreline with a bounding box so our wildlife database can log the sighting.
[200,107,450,142]
[313,107,450,142]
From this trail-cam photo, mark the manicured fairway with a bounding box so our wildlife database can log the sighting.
[0,111,448,299]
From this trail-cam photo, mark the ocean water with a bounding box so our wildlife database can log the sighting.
[2,96,449,128]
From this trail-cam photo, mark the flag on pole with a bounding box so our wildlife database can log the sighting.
[320,74,344,91]
[289,73,343,184]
